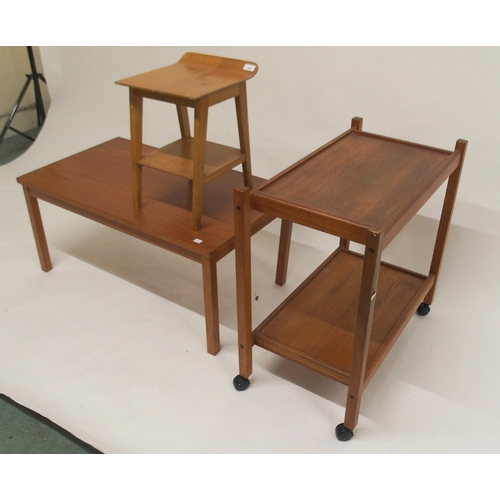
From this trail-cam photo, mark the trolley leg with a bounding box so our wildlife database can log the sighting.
[234,187,253,389]
[424,139,467,305]
[340,231,383,440]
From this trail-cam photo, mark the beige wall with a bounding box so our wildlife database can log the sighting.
[0,46,51,138]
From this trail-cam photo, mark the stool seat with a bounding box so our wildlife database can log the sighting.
[116,52,258,101]
[116,52,258,231]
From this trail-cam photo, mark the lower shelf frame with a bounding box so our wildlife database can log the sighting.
[253,248,435,389]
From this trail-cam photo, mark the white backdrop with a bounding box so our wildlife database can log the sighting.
[32,46,500,212]
[1,47,500,467]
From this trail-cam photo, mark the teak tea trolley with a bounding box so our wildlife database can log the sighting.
[233,118,467,440]
[116,52,258,231]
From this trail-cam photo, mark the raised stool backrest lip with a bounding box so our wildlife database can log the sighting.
[179,52,259,77]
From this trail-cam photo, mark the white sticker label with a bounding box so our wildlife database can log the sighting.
[243,63,256,72]
[193,238,203,244]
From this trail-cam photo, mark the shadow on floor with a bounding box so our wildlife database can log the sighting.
[0,127,41,166]
[0,394,101,454]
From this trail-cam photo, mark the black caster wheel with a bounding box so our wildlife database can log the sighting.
[335,423,354,441]
[417,302,431,316]
[233,375,250,391]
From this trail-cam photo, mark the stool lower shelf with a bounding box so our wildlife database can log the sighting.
[139,138,245,182]
[253,248,433,388]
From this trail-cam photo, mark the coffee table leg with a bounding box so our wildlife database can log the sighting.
[22,186,52,272]
[202,257,221,355]
[275,219,293,286]
[339,238,350,250]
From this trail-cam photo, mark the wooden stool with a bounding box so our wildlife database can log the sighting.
[116,52,258,231]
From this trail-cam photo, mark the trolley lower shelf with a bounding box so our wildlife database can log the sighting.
[254,249,434,387]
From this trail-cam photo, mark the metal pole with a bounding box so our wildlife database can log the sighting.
[27,46,46,126]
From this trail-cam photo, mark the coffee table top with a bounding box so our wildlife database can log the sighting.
[115,52,258,101]
[17,138,271,261]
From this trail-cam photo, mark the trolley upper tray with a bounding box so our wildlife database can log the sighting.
[253,129,462,246]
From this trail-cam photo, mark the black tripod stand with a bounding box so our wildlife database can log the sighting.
[0,46,47,147]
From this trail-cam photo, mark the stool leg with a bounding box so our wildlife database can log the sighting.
[235,82,253,189]
[192,98,208,231]
[129,89,143,210]
[176,105,191,139]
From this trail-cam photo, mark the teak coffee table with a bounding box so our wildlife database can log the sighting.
[233,118,467,440]
[17,138,273,355]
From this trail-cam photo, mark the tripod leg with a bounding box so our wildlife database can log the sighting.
[27,46,46,126]
[0,77,33,146]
